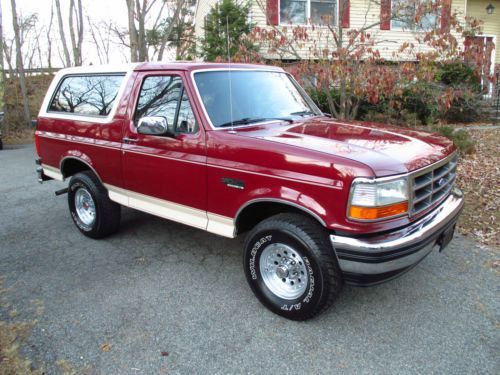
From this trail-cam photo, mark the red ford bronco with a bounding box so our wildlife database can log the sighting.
[35,63,463,320]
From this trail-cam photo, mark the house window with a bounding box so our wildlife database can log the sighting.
[391,0,438,30]
[280,0,337,25]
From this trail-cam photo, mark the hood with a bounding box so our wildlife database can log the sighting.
[233,117,455,176]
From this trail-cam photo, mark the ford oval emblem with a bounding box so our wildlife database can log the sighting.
[437,177,447,187]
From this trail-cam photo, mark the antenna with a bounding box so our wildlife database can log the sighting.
[226,15,234,132]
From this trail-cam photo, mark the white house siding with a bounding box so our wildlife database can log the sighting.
[194,0,220,58]
[195,0,468,61]
[249,0,467,60]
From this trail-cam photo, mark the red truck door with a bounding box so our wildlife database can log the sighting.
[120,71,208,229]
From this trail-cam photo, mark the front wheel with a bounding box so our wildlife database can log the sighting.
[243,213,342,320]
[68,171,121,239]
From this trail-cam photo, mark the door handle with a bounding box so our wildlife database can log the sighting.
[123,137,138,144]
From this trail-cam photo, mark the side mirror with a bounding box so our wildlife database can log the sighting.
[137,116,171,136]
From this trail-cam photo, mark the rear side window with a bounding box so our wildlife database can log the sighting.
[49,74,124,117]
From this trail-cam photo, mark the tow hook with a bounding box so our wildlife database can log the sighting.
[55,188,68,196]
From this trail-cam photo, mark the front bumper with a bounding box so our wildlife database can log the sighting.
[331,187,464,286]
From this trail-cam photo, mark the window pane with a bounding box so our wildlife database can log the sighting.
[176,91,199,134]
[311,0,336,25]
[391,0,415,29]
[392,0,438,30]
[135,76,182,128]
[49,75,124,116]
[194,71,321,128]
[419,13,437,31]
[280,0,306,24]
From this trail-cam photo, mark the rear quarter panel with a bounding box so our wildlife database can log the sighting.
[36,71,138,188]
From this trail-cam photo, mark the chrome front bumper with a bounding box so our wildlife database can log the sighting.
[331,187,464,285]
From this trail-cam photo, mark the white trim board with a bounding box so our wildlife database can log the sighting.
[41,164,64,181]
[104,184,236,238]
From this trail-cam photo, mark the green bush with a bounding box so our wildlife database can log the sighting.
[400,82,441,125]
[441,95,482,123]
[437,61,480,89]
[307,88,374,120]
[433,126,476,154]
[306,69,481,126]
[307,88,330,113]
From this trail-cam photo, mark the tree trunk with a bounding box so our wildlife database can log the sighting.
[10,0,31,127]
[55,0,71,66]
[136,0,147,61]
[158,0,184,61]
[126,0,139,62]
[0,0,7,134]
[46,1,54,69]
[68,0,84,65]
[77,0,83,64]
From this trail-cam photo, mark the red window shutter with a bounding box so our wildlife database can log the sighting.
[380,0,391,30]
[267,0,279,25]
[441,0,452,33]
[341,0,350,28]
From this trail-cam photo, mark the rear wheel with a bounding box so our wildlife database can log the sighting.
[243,213,342,320]
[68,171,121,238]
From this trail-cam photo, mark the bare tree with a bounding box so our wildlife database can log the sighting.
[0,0,7,134]
[123,0,189,62]
[157,0,184,60]
[3,37,14,75]
[55,0,71,66]
[46,2,54,69]
[126,0,139,61]
[10,0,31,126]
[88,19,113,64]
[68,0,83,65]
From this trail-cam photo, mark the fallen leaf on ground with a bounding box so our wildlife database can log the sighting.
[100,343,112,352]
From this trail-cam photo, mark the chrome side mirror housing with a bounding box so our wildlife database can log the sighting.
[137,116,171,136]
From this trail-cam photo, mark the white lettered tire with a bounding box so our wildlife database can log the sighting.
[243,213,342,320]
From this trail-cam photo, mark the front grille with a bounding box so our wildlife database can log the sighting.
[410,153,458,215]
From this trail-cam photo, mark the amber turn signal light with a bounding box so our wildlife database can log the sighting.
[349,201,409,220]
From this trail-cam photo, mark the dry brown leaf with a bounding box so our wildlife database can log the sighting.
[100,343,112,352]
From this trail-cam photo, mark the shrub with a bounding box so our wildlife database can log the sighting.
[441,94,482,123]
[437,61,480,89]
[433,126,475,154]
[400,82,441,125]
[307,88,374,120]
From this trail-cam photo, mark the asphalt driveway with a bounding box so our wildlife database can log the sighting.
[0,145,498,374]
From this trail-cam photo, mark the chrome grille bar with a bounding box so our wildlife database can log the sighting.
[410,153,458,216]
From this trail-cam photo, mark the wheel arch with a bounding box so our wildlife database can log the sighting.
[60,156,104,183]
[235,198,327,235]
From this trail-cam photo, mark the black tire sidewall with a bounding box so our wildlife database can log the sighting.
[244,228,325,319]
[68,177,100,236]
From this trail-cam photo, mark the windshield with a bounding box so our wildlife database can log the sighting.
[193,70,322,128]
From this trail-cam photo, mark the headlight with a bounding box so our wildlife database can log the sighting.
[348,177,409,221]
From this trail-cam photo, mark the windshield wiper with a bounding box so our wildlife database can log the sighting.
[289,110,317,117]
[218,117,294,128]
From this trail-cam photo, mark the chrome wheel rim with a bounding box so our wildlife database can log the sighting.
[259,243,308,300]
[74,188,96,226]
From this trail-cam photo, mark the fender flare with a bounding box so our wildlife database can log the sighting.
[59,156,104,184]
[235,198,328,228]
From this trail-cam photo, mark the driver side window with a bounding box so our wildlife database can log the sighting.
[135,75,198,134]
